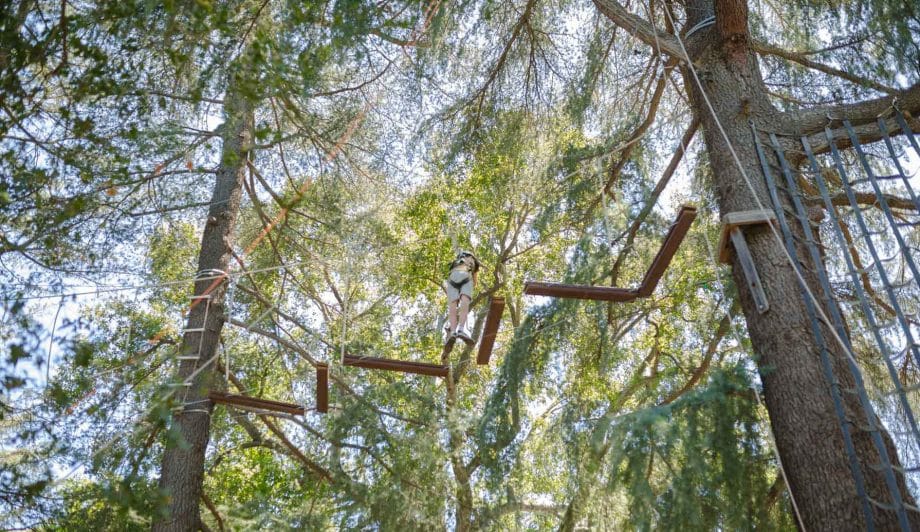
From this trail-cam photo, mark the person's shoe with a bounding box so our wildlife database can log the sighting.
[455,324,474,344]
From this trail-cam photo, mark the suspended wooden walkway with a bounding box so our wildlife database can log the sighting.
[209,391,306,416]
[208,363,328,416]
[343,354,449,378]
[342,296,506,377]
[524,205,697,301]
[209,298,505,416]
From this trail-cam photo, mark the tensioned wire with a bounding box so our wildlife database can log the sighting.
[645,1,811,525]
[641,12,806,522]
[655,1,912,526]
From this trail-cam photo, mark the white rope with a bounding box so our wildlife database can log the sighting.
[699,220,807,530]
[659,4,865,377]
[655,45,806,527]
[44,296,64,392]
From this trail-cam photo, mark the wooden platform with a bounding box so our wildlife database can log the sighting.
[209,391,305,416]
[476,297,506,365]
[524,205,697,301]
[716,209,776,263]
[343,354,449,378]
[637,205,698,296]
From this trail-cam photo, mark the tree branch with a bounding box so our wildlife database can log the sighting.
[801,114,920,156]
[475,501,564,529]
[201,492,226,532]
[607,114,699,284]
[788,82,920,136]
[660,310,731,405]
[592,0,683,58]
[753,41,897,95]
[806,191,919,213]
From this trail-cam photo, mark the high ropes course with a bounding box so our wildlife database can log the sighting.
[9,10,920,525]
[17,107,920,531]
[207,202,696,418]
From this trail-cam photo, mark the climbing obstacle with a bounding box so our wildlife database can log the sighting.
[316,363,328,413]
[524,205,697,301]
[207,365,328,416]
[343,354,449,378]
[338,295,506,378]
[209,391,306,416]
[748,110,920,530]
[476,296,505,364]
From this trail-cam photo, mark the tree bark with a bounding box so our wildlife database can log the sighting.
[678,1,918,529]
[152,84,253,532]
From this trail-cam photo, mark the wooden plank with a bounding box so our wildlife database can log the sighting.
[523,282,638,302]
[316,363,328,414]
[636,205,698,297]
[476,297,506,365]
[209,391,305,416]
[524,205,696,302]
[717,209,776,263]
[343,354,448,378]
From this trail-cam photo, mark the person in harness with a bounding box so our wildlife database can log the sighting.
[443,250,480,344]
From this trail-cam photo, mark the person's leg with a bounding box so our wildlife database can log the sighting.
[447,298,458,334]
[455,294,474,343]
[457,294,470,328]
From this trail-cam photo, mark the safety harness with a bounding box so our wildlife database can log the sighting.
[447,273,471,290]
[447,252,480,290]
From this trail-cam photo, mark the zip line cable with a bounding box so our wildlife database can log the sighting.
[643,17,806,518]
[659,4,915,527]
[659,6,865,373]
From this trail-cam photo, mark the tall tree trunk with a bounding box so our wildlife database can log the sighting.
[152,84,253,532]
[682,1,918,529]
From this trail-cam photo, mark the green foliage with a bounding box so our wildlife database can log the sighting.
[6,0,916,529]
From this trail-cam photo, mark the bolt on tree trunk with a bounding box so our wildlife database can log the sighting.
[152,84,253,532]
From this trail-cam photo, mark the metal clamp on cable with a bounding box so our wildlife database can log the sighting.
[195,268,229,283]
[684,15,715,39]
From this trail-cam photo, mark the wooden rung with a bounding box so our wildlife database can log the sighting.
[316,363,328,414]
[717,209,776,264]
[182,327,206,333]
[209,391,305,416]
[477,297,505,365]
[189,294,211,300]
[524,282,638,302]
[177,356,200,361]
[636,205,697,297]
[343,354,448,378]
